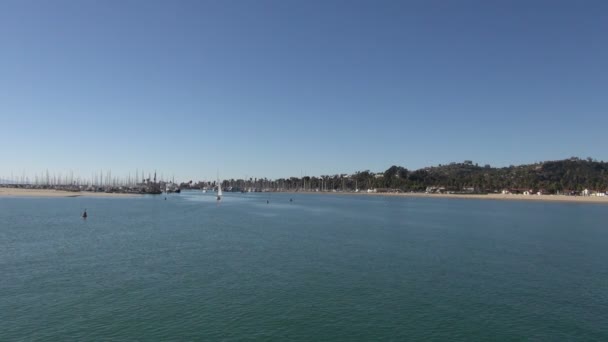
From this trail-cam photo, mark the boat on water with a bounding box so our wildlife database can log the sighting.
[165,182,181,193]
[217,182,223,201]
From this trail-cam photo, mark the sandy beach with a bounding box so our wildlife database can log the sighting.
[282,190,608,204]
[334,191,608,204]
[0,188,139,198]
[2,187,607,204]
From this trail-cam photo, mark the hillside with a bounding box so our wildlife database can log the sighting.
[368,158,608,192]
[261,158,608,193]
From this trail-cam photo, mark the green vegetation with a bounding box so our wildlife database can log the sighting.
[219,157,608,193]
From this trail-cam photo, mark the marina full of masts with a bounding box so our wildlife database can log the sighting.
[0,170,171,195]
[0,171,405,194]
[0,170,368,195]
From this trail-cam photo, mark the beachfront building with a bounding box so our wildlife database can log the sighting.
[426,186,446,194]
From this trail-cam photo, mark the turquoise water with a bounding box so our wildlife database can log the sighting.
[1,191,607,340]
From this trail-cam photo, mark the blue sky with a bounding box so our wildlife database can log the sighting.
[1,0,607,181]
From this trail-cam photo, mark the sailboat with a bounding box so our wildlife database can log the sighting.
[217,180,223,201]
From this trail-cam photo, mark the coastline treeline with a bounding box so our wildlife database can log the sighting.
[220,157,608,193]
[3,157,607,194]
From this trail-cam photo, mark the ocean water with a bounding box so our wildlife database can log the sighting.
[1,191,607,341]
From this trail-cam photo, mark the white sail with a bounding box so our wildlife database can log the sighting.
[217,180,223,200]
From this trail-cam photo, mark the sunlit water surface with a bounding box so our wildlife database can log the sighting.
[1,191,607,340]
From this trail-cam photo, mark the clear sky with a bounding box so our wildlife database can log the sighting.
[1,0,607,181]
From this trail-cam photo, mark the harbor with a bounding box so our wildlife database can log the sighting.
[2,158,608,203]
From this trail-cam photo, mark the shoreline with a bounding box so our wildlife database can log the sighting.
[0,188,140,198]
[3,187,607,204]
[279,190,608,204]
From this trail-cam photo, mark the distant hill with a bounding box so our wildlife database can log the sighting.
[360,157,608,192]
[267,157,608,193]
